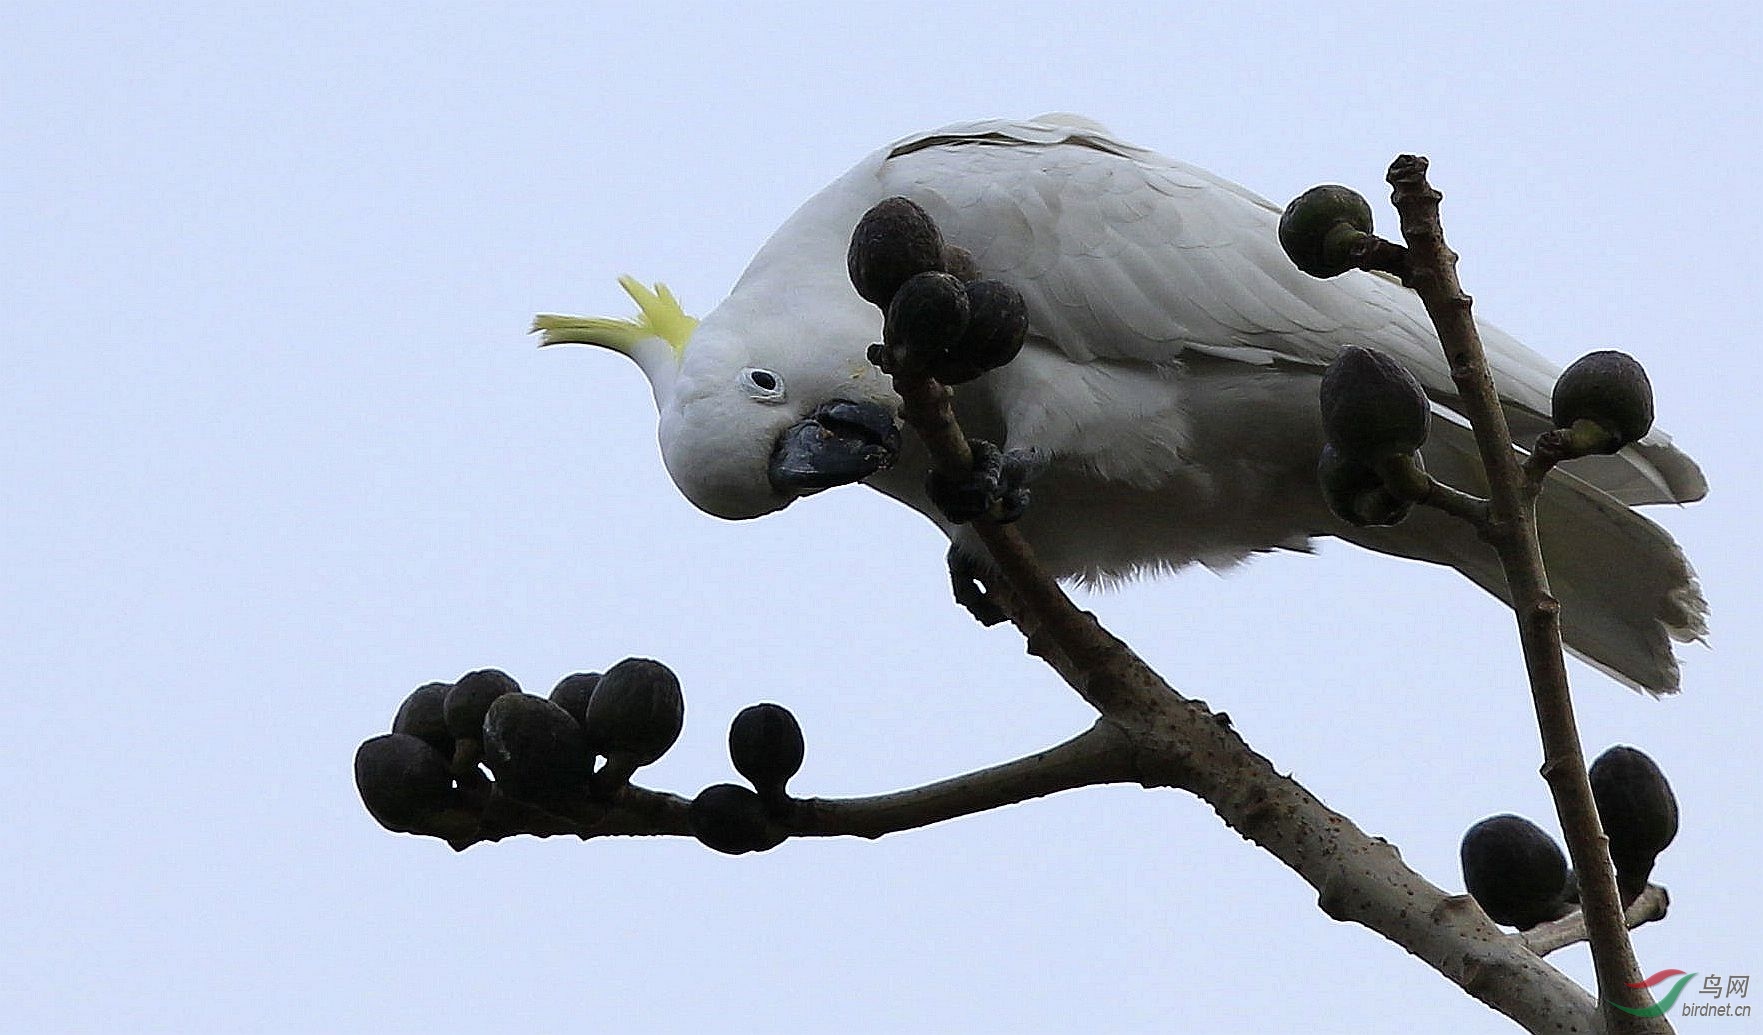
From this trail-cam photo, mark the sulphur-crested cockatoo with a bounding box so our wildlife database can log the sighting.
[537,115,1706,695]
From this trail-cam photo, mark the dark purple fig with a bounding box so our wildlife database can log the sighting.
[1318,443,1415,527]
[884,271,970,373]
[1590,745,1678,901]
[354,733,471,836]
[582,658,684,767]
[690,783,784,855]
[1320,346,1430,461]
[443,668,521,742]
[729,703,805,800]
[1551,351,1654,452]
[483,694,594,801]
[392,681,453,757]
[936,279,1027,384]
[548,672,600,729]
[1461,814,1574,930]
[848,197,946,308]
[940,243,980,283]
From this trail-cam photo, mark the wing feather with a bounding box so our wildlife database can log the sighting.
[874,118,1703,504]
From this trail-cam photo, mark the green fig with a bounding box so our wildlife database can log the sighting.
[1279,185,1374,278]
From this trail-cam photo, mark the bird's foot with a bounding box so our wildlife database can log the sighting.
[926,441,1045,525]
[948,548,1007,627]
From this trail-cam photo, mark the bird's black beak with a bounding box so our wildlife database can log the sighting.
[768,399,901,496]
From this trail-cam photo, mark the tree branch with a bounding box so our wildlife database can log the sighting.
[1524,885,1671,958]
[882,362,1599,1033]
[792,720,1136,838]
[447,782,693,850]
[429,722,1135,850]
[1383,154,1663,1032]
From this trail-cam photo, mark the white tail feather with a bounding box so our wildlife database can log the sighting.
[1340,421,1706,695]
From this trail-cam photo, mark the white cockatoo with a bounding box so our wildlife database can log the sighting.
[537,115,1706,695]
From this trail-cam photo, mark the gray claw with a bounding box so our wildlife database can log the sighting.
[926,441,1043,525]
[948,548,1007,626]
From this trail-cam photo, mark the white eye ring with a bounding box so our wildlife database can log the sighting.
[740,368,786,403]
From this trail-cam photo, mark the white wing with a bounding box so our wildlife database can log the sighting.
[872,117,1704,505]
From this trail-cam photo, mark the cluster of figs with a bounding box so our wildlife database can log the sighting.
[1459,745,1678,929]
[354,659,808,855]
[1279,184,1658,527]
[847,196,1029,384]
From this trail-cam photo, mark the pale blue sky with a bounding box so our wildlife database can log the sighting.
[5,3,1759,1032]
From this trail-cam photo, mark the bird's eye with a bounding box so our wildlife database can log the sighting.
[741,368,785,402]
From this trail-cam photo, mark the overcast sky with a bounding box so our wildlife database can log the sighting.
[5,3,1759,1032]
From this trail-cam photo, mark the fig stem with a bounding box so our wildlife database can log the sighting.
[1372,453,1491,526]
[1522,420,1623,501]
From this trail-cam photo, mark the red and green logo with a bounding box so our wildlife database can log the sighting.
[1612,970,1697,1018]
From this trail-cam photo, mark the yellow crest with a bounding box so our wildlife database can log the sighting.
[532,276,698,356]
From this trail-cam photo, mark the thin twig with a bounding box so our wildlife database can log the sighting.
[1384,153,1664,1033]
[1345,230,1414,281]
[793,721,1135,838]
[1523,885,1671,958]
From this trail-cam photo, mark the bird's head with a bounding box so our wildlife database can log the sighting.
[536,276,901,520]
